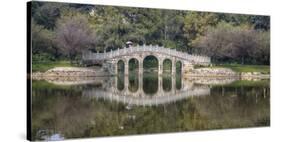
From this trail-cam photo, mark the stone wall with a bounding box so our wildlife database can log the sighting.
[32,67,109,80]
[240,72,270,80]
[184,67,270,80]
[185,68,238,77]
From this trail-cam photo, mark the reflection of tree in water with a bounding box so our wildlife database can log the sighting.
[117,74,124,91]
[163,59,172,73]
[129,58,139,71]
[117,60,125,74]
[176,74,182,90]
[31,80,270,140]
[186,85,270,130]
[143,55,158,72]
[143,73,158,95]
[176,61,182,74]
[128,58,139,92]
[128,72,138,92]
[162,74,172,92]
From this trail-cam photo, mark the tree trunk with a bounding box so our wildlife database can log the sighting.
[69,50,76,65]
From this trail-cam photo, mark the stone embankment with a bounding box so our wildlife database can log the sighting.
[185,68,238,77]
[240,72,270,80]
[184,67,270,80]
[185,76,238,85]
[32,67,109,80]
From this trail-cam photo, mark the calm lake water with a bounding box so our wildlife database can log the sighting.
[31,72,270,141]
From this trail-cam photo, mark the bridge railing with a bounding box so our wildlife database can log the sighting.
[82,86,210,106]
[82,45,211,64]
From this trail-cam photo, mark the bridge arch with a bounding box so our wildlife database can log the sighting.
[162,75,172,92]
[82,45,211,76]
[176,60,183,74]
[117,73,125,91]
[117,60,125,74]
[176,60,183,90]
[128,58,139,72]
[128,58,139,92]
[143,55,159,72]
[163,58,172,73]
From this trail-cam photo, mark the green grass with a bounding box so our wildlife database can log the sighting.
[32,80,73,90]
[222,79,270,87]
[196,64,270,74]
[32,61,75,72]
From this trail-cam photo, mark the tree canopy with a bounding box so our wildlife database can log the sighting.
[31,1,270,65]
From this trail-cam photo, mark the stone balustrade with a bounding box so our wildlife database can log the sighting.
[82,45,210,64]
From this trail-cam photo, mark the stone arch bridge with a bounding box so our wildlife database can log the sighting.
[82,45,210,75]
[82,75,210,106]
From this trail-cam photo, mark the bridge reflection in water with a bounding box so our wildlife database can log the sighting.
[82,72,210,106]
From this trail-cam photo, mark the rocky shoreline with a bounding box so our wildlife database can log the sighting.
[31,67,270,80]
[184,67,270,79]
[31,67,109,80]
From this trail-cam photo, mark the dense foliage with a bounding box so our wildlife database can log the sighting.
[31,2,270,65]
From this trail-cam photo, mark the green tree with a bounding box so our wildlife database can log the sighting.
[33,2,64,29]
[31,19,59,62]
[183,12,219,49]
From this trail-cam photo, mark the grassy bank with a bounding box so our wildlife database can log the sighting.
[32,80,73,90]
[32,61,75,72]
[195,64,270,74]
[222,79,270,87]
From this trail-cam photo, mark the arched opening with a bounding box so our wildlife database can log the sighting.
[143,74,158,95]
[129,58,139,72]
[143,55,158,72]
[163,59,172,73]
[176,61,182,74]
[176,74,182,90]
[117,60,125,91]
[143,55,158,95]
[163,75,172,92]
[129,75,138,92]
[128,58,139,92]
[117,74,124,91]
[117,60,125,74]
[176,61,182,90]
